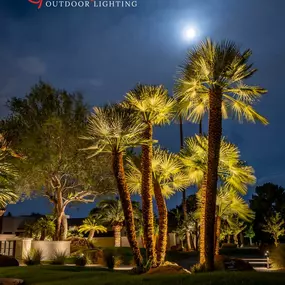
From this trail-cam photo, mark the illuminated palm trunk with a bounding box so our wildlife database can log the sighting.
[201,88,222,270]
[88,229,95,240]
[153,182,168,265]
[215,216,221,255]
[113,225,122,247]
[179,115,192,251]
[141,123,157,266]
[199,178,207,264]
[112,151,143,267]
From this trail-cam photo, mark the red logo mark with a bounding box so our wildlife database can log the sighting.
[28,0,44,9]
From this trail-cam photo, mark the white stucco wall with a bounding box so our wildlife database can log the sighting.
[31,241,71,260]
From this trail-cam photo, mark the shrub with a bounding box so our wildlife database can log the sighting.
[0,255,19,267]
[270,244,285,269]
[190,263,207,274]
[75,254,89,266]
[24,249,43,266]
[83,249,104,264]
[51,251,68,265]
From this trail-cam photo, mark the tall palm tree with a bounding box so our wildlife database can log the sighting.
[0,134,19,209]
[79,217,107,240]
[175,39,267,269]
[124,85,175,266]
[181,135,256,267]
[126,147,189,265]
[214,188,254,254]
[82,105,147,267]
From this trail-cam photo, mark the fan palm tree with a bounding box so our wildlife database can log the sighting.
[124,85,175,266]
[126,147,190,265]
[82,105,147,267]
[175,39,267,269]
[0,134,19,209]
[98,199,141,247]
[79,217,107,240]
[181,135,256,266]
[214,188,254,254]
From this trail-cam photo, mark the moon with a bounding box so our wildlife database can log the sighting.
[182,27,197,41]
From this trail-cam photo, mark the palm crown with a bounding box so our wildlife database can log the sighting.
[180,135,256,194]
[124,84,175,125]
[126,147,190,199]
[78,217,107,235]
[175,38,268,125]
[82,105,148,155]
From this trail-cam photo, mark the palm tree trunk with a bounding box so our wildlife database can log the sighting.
[199,178,207,263]
[141,123,156,266]
[179,115,192,252]
[88,229,95,240]
[249,237,252,246]
[153,182,168,266]
[113,225,122,247]
[112,151,143,268]
[215,216,221,255]
[201,88,222,271]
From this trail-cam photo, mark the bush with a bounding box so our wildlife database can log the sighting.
[83,249,104,264]
[270,244,285,269]
[24,249,43,266]
[190,263,207,273]
[75,254,89,266]
[0,255,19,267]
[51,251,68,265]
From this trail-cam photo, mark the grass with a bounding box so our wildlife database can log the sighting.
[0,266,285,285]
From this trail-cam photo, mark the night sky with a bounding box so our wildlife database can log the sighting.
[1,0,284,218]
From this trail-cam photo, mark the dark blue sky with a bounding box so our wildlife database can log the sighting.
[1,0,285,217]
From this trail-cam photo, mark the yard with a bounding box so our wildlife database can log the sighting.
[1,266,285,285]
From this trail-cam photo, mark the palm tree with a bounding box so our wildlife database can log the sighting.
[99,199,141,247]
[215,188,254,254]
[181,135,256,266]
[244,225,255,246]
[79,217,107,240]
[82,105,147,267]
[0,134,19,210]
[124,85,175,266]
[175,39,267,269]
[126,147,190,265]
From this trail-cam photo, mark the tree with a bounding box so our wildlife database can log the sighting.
[175,39,267,270]
[181,135,256,260]
[124,84,175,266]
[98,199,141,247]
[250,183,285,244]
[79,217,107,240]
[0,134,19,210]
[244,225,255,246]
[83,105,146,268]
[228,218,247,245]
[1,82,114,241]
[214,188,254,254]
[262,213,285,246]
[126,147,190,265]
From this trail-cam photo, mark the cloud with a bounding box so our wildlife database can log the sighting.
[18,56,46,75]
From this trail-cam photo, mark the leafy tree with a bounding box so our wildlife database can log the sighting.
[126,147,190,265]
[175,38,267,270]
[78,217,107,240]
[1,82,114,240]
[228,218,247,245]
[124,84,175,266]
[0,134,19,210]
[244,225,255,246]
[262,213,285,246]
[83,105,146,268]
[250,183,285,243]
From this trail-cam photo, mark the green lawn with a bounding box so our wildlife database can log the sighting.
[0,266,285,285]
